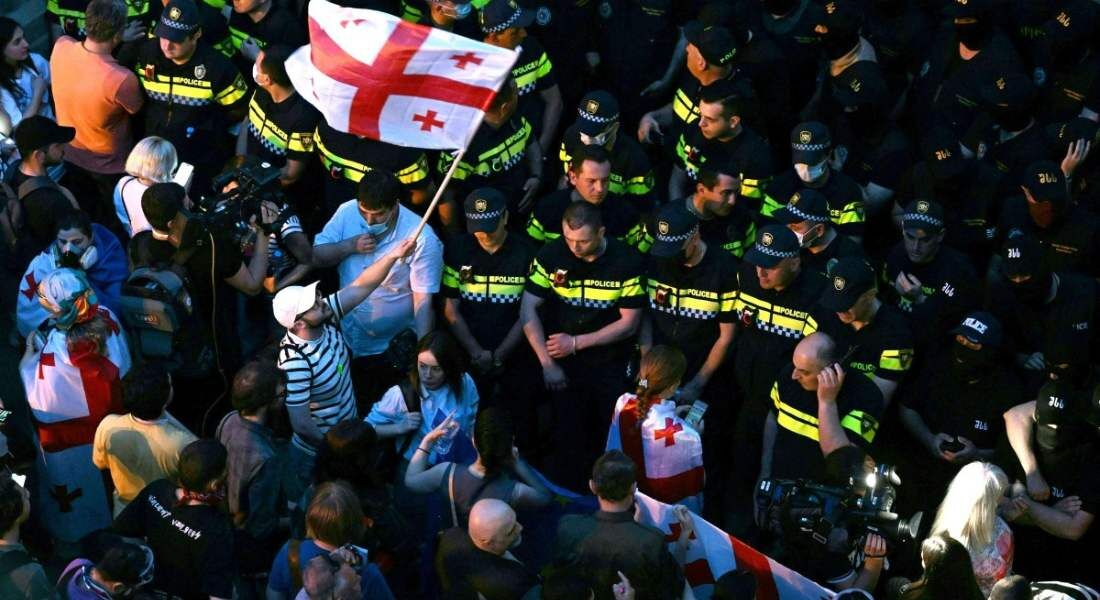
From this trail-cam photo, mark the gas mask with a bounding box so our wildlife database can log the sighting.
[795,160,828,183]
[435,0,472,19]
[53,242,98,270]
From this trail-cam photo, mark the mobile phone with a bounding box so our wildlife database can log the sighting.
[173,162,194,190]
[939,437,965,453]
[684,400,708,430]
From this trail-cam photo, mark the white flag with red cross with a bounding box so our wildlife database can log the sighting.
[634,492,836,600]
[285,0,519,150]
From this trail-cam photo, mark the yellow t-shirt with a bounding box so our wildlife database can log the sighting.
[92,413,197,506]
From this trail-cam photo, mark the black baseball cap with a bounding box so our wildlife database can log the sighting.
[980,72,1036,110]
[774,188,830,224]
[831,61,888,109]
[951,311,1003,347]
[744,224,800,268]
[464,188,507,233]
[822,0,862,35]
[13,115,75,157]
[790,122,831,165]
[156,0,201,42]
[142,182,187,234]
[901,199,946,234]
[1000,235,1044,279]
[948,0,992,18]
[923,127,967,180]
[647,203,699,258]
[575,90,619,137]
[821,257,876,312]
[1044,117,1100,154]
[479,0,534,34]
[1023,160,1069,206]
[683,22,738,67]
[1035,380,1085,427]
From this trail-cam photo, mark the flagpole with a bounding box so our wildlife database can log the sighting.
[410,109,488,241]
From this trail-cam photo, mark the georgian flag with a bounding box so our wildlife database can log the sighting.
[286,0,518,150]
[19,309,129,541]
[634,492,836,600]
[607,394,705,513]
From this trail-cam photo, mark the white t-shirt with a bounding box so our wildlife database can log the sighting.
[0,53,53,126]
[113,175,152,237]
[365,373,479,462]
[314,202,443,357]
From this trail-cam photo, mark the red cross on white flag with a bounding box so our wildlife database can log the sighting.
[285,0,519,150]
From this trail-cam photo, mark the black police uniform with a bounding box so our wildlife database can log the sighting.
[440,115,534,210]
[986,272,1100,369]
[596,0,680,124]
[881,244,980,353]
[525,190,646,249]
[665,69,742,160]
[559,128,656,209]
[967,119,1050,189]
[226,7,306,74]
[800,235,864,277]
[831,120,913,196]
[243,88,321,171]
[1039,53,1100,124]
[645,245,738,385]
[441,231,540,441]
[763,169,866,238]
[401,0,486,39]
[818,304,915,396]
[676,126,773,195]
[684,197,757,260]
[47,0,153,38]
[132,39,249,186]
[998,197,1100,278]
[509,36,557,139]
[751,0,827,107]
[525,237,646,489]
[315,121,432,214]
[864,1,933,100]
[899,160,1006,262]
[769,363,883,481]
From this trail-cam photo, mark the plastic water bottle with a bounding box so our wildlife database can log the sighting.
[434,423,458,457]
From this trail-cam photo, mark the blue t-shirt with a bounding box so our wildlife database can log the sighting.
[267,540,394,600]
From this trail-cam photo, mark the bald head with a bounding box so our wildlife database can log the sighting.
[791,332,837,391]
[468,499,521,555]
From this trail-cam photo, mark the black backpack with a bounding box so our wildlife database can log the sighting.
[118,264,216,377]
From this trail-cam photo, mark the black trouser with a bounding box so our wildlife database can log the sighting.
[544,352,632,492]
[61,163,124,239]
[470,347,543,458]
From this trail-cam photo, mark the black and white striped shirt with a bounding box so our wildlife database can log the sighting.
[277,294,355,454]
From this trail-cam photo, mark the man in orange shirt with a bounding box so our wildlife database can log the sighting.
[51,0,144,231]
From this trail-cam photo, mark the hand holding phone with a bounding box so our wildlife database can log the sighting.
[173,162,195,190]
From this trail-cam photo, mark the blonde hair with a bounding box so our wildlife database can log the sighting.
[125,137,178,183]
[930,462,1008,555]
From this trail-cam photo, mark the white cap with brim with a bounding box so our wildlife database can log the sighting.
[272,281,320,329]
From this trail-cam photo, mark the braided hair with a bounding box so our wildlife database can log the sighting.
[633,345,687,424]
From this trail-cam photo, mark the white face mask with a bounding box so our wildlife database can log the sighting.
[794,161,827,183]
[792,225,822,248]
[580,122,618,147]
[252,63,263,85]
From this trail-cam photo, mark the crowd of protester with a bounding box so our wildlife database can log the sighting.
[0,0,1099,597]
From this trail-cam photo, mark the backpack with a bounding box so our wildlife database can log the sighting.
[0,549,34,599]
[118,265,216,378]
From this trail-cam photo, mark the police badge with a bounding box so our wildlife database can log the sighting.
[194,64,206,79]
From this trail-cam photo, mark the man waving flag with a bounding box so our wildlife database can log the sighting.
[286,0,518,150]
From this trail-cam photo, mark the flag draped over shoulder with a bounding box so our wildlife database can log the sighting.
[285,0,519,150]
[634,492,836,600]
[19,311,129,542]
[607,393,704,512]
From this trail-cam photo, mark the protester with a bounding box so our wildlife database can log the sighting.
[889,535,985,600]
[0,478,51,598]
[436,498,540,599]
[0,17,53,129]
[111,136,177,236]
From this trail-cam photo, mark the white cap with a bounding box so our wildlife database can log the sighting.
[272,281,319,329]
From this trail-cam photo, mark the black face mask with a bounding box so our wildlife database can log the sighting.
[992,106,1032,132]
[952,344,993,380]
[823,31,860,60]
[763,0,797,16]
[955,19,992,50]
[1009,271,1052,306]
[847,105,881,138]
[1048,363,1090,388]
[58,250,84,270]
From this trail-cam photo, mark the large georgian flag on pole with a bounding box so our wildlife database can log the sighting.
[634,492,836,600]
[607,394,705,513]
[286,0,519,150]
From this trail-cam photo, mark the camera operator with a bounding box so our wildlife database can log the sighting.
[763,445,890,593]
[141,181,273,391]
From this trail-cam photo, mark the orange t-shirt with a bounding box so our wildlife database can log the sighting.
[50,37,144,174]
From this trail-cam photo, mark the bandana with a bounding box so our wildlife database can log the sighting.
[37,268,99,331]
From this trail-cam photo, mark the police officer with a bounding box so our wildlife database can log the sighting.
[637,23,739,157]
[126,0,233,57]
[747,0,826,114]
[642,202,737,406]
[1034,1,1100,124]
[728,224,826,533]
[527,145,644,248]
[670,79,773,206]
[559,91,656,211]
[594,0,679,126]
[763,122,866,240]
[998,161,1100,278]
[881,200,979,357]
[131,0,249,194]
[403,0,484,39]
[897,312,1022,512]
[863,0,932,103]
[774,188,864,276]
[818,257,915,405]
[967,72,1048,188]
[235,45,320,188]
[521,201,645,489]
[442,188,541,448]
[682,158,757,260]
[440,78,543,221]
[480,0,562,155]
[226,0,305,75]
[987,236,1099,394]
